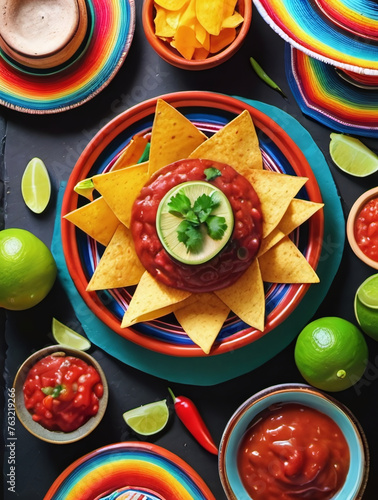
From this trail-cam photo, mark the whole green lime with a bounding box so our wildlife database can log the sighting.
[294,317,368,392]
[0,228,57,310]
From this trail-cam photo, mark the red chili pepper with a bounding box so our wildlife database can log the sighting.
[168,387,218,455]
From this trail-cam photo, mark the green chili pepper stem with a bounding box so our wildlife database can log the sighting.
[249,57,288,99]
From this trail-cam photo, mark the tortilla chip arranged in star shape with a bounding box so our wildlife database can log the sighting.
[65,99,323,354]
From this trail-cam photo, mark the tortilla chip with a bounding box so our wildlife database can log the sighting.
[148,100,207,177]
[174,292,230,354]
[246,170,308,238]
[215,259,265,331]
[278,199,324,235]
[64,197,119,246]
[92,162,149,228]
[259,236,319,283]
[110,136,149,172]
[257,228,285,257]
[172,25,199,59]
[189,110,263,175]
[87,225,145,291]
[121,271,191,327]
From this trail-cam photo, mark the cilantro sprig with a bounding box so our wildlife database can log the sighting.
[168,190,228,253]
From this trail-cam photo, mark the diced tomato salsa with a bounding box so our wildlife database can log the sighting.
[131,158,263,292]
[354,197,378,262]
[23,354,103,432]
[238,403,349,499]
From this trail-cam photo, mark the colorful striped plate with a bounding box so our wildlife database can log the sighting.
[43,442,216,500]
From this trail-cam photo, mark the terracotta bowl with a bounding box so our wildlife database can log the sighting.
[219,384,369,500]
[0,0,88,69]
[142,0,252,70]
[347,187,378,269]
[13,345,108,444]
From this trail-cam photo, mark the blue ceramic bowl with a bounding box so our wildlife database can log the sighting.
[219,383,369,500]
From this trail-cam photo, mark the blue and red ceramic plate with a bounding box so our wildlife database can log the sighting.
[61,91,324,357]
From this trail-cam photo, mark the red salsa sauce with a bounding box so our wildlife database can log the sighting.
[23,353,104,432]
[354,197,378,262]
[237,403,349,500]
[131,158,262,293]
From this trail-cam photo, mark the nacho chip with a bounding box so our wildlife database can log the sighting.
[257,227,285,257]
[92,162,149,228]
[257,199,323,257]
[148,100,207,177]
[64,197,119,247]
[246,170,308,238]
[174,293,230,354]
[259,236,319,283]
[278,199,324,235]
[110,136,149,172]
[189,110,263,175]
[215,258,265,332]
[121,271,192,327]
[87,225,145,291]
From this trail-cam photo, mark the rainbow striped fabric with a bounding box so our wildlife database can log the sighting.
[254,0,378,75]
[286,45,378,138]
[0,0,135,114]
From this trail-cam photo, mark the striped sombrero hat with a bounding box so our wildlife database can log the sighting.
[286,45,378,138]
[254,0,378,75]
[0,0,135,114]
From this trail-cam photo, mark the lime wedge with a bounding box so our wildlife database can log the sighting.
[74,178,95,200]
[123,399,169,436]
[52,318,91,351]
[329,133,378,177]
[156,181,234,265]
[356,274,378,309]
[21,157,51,213]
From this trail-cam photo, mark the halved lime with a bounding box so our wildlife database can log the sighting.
[123,399,169,436]
[52,317,91,351]
[329,133,378,177]
[355,294,378,341]
[74,178,95,200]
[156,181,234,265]
[21,157,51,213]
[356,274,378,309]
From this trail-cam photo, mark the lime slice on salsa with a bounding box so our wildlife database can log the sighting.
[123,399,169,436]
[52,317,91,351]
[21,157,51,214]
[156,181,234,265]
[329,133,378,177]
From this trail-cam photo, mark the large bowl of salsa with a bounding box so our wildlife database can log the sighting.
[219,383,369,500]
[13,345,108,444]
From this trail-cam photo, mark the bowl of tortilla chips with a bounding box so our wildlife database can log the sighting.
[142,0,252,70]
[62,91,324,357]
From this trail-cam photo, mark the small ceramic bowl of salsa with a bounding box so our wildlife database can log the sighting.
[13,345,108,444]
[142,0,252,70]
[219,383,369,500]
[347,187,378,269]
